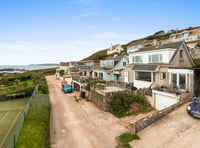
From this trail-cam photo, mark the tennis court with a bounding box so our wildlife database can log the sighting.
[0,98,28,147]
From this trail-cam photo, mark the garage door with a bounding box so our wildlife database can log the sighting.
[155,93,178,110]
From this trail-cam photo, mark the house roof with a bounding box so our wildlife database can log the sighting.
[133,64,159,71]
[105,55,124,61]
[135,41,183,53]
[60,62,69,66]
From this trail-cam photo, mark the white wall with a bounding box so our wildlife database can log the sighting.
[129,49,176,64]
[134,80,152,89]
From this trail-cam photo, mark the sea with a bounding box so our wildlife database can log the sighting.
[0,64,59,73]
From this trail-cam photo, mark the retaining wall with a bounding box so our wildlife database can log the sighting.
[129,93,193,134]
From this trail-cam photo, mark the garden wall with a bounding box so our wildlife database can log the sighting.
[87,88,125,112]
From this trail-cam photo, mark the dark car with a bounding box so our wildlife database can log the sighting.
[187,96,200,118]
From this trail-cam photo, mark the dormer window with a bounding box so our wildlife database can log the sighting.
[181,31,190,38]
[170,34,176,40]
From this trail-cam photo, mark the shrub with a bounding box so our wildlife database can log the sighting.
[196,42,200,48]
[110,92,145,117]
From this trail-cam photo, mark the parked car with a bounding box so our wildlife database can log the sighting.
[61,80,67,86]
[187,96,200,118]
[62,84,73,93]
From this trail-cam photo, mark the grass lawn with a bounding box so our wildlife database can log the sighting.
[16,94,50,148]
[116,133,140,148]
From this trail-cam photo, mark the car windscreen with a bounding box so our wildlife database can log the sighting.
[64,85,71,88]
[194,97,200,104]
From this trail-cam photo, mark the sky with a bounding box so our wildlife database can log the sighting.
[0,0,200,65]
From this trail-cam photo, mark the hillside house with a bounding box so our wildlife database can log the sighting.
[56,62,69,78]
[80,60,100,77]
[107,44,124,55]
[167,27,200,48]
[123,41,194,93]
[92,55,128,81]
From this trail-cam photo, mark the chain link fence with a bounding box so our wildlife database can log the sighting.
[5,85,38,148]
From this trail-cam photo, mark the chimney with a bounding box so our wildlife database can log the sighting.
[110,43,113,50]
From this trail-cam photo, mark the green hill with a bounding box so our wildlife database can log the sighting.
[82,49,108,61]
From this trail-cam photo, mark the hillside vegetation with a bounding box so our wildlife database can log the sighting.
[0,69,55,100]
[82,49,108,61]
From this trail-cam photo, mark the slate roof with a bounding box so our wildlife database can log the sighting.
[133,64,159,71]
[134,41,183,53]
[105,55,124,61]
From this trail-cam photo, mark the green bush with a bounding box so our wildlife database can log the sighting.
[110,92,145,117]
[196,42,200,48]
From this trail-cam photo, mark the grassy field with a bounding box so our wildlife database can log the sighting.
[0,98,28,147]
[16,94,50,148]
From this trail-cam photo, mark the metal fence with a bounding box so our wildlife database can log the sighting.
[6,85,38,148]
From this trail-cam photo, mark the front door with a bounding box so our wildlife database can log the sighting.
[124,71,129,83]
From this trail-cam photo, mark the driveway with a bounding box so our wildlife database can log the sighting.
[130,103,200,148]
[46,76,128,148]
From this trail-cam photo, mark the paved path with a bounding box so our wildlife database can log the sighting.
[130,103,200,148]
[46,76,127,148]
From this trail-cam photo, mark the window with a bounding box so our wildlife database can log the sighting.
[179,74,186,89]
[170,34,176,40]
[161,72,166,79]
[135,71,151,82]
[123,62,127,66]
[180,50,183,58]
[133,56,142,63]
[149,54,163,63]
[181,31,189,38]
[171,73,177,88]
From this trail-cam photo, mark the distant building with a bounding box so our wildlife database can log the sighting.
[167,27,200,48]
[107,44,124,55]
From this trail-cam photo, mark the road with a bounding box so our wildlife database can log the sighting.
[130,103,200,148]
[46,75,127,148]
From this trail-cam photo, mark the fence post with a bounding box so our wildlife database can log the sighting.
[14,134,16,148]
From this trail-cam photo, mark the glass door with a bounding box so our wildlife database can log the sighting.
[179,74,186,89]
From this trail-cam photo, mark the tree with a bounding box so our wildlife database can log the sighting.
[59,70,65,76]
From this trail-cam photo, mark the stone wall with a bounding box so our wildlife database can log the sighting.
[86,88,126,111]
[129,93,193,134]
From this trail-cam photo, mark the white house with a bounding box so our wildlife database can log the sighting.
[124,41,194,92]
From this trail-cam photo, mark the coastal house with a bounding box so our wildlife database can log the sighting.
[80,60,100,77]
[56,62,69,78]
[92,55,128,81]
[107,44,124,55]
[167,27,200,49]
[123,41,194,93]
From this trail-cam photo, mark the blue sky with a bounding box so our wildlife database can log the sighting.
[0,0,199,65]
